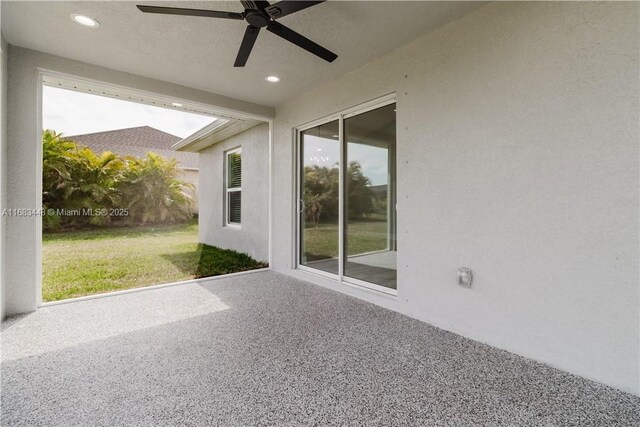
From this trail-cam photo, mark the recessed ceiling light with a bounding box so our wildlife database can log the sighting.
[171,102,183,107]
[71,14,100,28]
[265,75,281,83]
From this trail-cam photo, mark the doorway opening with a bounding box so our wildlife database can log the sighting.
[40,74,267,302]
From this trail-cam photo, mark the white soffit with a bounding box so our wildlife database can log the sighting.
[42,73,224,120]
[173,119,262,152]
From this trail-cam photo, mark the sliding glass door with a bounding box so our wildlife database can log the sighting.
[298,99,397,291]
[299,120,340,274]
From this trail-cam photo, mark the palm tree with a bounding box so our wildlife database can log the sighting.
[61,148,125,226]
[118,152,194,225]
[42,130,76,206]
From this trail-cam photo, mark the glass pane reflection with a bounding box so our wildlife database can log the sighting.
[299,120,340,275]
[344,104,397,289]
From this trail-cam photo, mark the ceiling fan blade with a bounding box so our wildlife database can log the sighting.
[234,25,261,67]
[137,5,244,20]
[265,1,325,19]
[266,21,337,63]
[240,1,270,10]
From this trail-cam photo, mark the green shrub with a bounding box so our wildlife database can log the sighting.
[42,130,194,231]
[194,244,267,277]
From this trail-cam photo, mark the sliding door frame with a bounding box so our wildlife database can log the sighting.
[294,93,397,295]
[295,114,341,282]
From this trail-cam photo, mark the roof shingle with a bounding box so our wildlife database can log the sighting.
[66,126,198,169]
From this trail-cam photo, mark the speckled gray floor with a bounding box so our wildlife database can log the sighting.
[2,271,639,426]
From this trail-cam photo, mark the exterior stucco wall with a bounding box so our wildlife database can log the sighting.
[5,44,41,317]
[181,169,199,213]
[199,123,269,263]
[271,2,640,394]
[3,46,273,318]
[0,33,7,321]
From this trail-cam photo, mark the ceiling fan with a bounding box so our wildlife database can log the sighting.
[137,1,338,67]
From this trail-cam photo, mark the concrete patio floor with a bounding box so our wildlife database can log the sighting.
[1,271,639,426]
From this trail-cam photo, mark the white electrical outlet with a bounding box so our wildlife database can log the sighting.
[458,267,473,288]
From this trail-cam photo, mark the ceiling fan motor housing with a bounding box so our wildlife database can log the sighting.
[245,10,270,28]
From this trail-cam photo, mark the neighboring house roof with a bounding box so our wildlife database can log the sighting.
[67,126,199,170]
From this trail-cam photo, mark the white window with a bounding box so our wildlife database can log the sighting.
[225,147,242,227]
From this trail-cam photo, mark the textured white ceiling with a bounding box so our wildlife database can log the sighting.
[2,1,483,107]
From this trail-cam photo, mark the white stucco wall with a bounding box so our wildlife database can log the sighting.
[198,123,269,263]
[181,169,199,213]
[271,2,640,395]
[3,46,273,318]
[0,33,7,321]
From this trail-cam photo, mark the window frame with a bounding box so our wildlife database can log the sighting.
[225,146,242,228]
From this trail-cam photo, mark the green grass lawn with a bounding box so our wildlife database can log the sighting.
[42,220,267,302]
[303,219,388,261]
